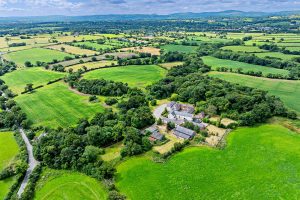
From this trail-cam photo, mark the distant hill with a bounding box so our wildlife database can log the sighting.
[0,10,299,22]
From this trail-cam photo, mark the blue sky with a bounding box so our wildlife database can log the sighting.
[0,0,299,17]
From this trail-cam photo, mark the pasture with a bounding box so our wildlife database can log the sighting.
[73,41,114,51]
[34,168,107,200]
[254,52,300,61]
[209,72,300,114]
[0,132,19,199]
[221,45,266,53]
[47,44,97,56]
[3,48,74,67]
[83,65,167,88]
[202,56,289,76]
[116,124,300,199]
[1,67,65,94]
[159,62,184,69]
[67,60,118,72]
[15,82,104,128]
[160,44,198,53]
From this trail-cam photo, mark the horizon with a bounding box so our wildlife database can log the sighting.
[0,0,299,17]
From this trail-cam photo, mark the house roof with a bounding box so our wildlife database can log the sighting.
[175,126,195,137]
[174,111,193,118]
[192,122,208,129]
[167,101,176,108]
[151,132,164,140]
[174,131,191,139]
[145,126,158,133]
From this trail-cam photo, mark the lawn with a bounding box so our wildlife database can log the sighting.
[15,82,104,128]
[160,44,198,53]
[1,67,65,94]
[209,72,300,114]
[34,168,107,200]
[67,60,117,72]
[47,44,97,56]
[221,45,266,53]
[255,52,300,61]
[83,65,167,88]
[3,48,74,67]
[202,56,289,76]
[73,41,114,51]
[0,132,19,199]
[116,124,300,199]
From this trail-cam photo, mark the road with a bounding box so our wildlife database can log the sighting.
[17,128,39,197]
[153,103,167,119]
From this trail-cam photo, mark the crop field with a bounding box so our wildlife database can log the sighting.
[202,56,289,76]
[221,45,266,53]
[121,46,161,55]
[73,41,114,51]
[15,82,104,128]
[3,48,74,67]
[83,65,167,88]
[160,44,198,53]
[116,124,300,199]
[55,35,104,43]
[0,132,19,199]
[1,67,65,94]
[34,168,107,200]
[255,52,300,61]
[67,60,118,72]
[47,44,97,56]
[209,72,300,114]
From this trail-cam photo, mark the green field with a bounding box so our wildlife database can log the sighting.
[0,132,19,199]
[3,48,74,67]
[15,82,104,128]
[160,44,198,53]
[1,67,65,94]
[209,72,300,114]
[83,65,167,88]
[202,56,289,76]
[255,52,300,61]
[116,124,300,199]
[73,41,114,51]
[34,168,107,200]
[221,45,266,53]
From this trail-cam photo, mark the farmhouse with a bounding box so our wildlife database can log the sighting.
[174,125,196,140]
[145,126,164,141]
[168,111,194,121]
[166,102,195,121]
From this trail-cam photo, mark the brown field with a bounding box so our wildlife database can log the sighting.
[159,62,184,69]
[120,46,161,55]
[47,44,97,56]
[221,118,237,127]
[67,60,118,71]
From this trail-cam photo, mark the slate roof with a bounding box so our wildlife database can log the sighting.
[174,125,196,139]
[174,111,193,118]
[151,132,164,141]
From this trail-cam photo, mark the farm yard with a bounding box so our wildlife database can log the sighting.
[3,48,74,67]
[1,67,65,94]
[83,65,167,88]
[34,169,107,200]
[116,124,300,199]
[15,82,104,128]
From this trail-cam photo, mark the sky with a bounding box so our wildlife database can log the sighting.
[0,0,299,17]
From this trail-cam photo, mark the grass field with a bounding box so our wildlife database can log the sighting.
[159,62,184,69]
[0,132,19,199]
[34,168,107,200]
[209,72,300,114]
[55,35,104,43]
[255,52,300,61]
[116,124,300,199]
[47,44,97,56]
[73,41,114,51]
[83,65,167,88]
[1,67,65,94]
[3,48,74,67]
[202,56,289,76]
[160,44,198,53]
[67,60,118,72]
[15,82,104,128]
[221,45,266,53]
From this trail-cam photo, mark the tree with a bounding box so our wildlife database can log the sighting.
[24,83,34,93]
[24,61,33,67]
[61,47,66,52]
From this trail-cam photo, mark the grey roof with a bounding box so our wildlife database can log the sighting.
[175,126,195,137]
[145,126,158,133]
[167,101,176,108]
[174,131,191,139]
[174,111,193,118]
[192,122,208,129]
[151,132,164,141]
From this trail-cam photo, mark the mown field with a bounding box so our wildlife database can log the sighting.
[0,132,19,199]
[116,124,300,199]
[209,72,300,114]
[73,41,114,51]
[83,65,167,88]
[202,56,290,76]
[160,44,198,53]
[221,45,266,53]
[1,67,65,94]
[15,82,104,128]
[3,48,74,67]
[47,44,97,56]
[255,52,300,61]
[67,60,117,72]
[34,168,107,200]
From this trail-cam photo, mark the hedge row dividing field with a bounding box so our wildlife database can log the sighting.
[202,56,290,76]
[209,72,300,114]
[15,82,104,128]
[0,132,19,199]
[1,67,65,94]
[116,124,300,199]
